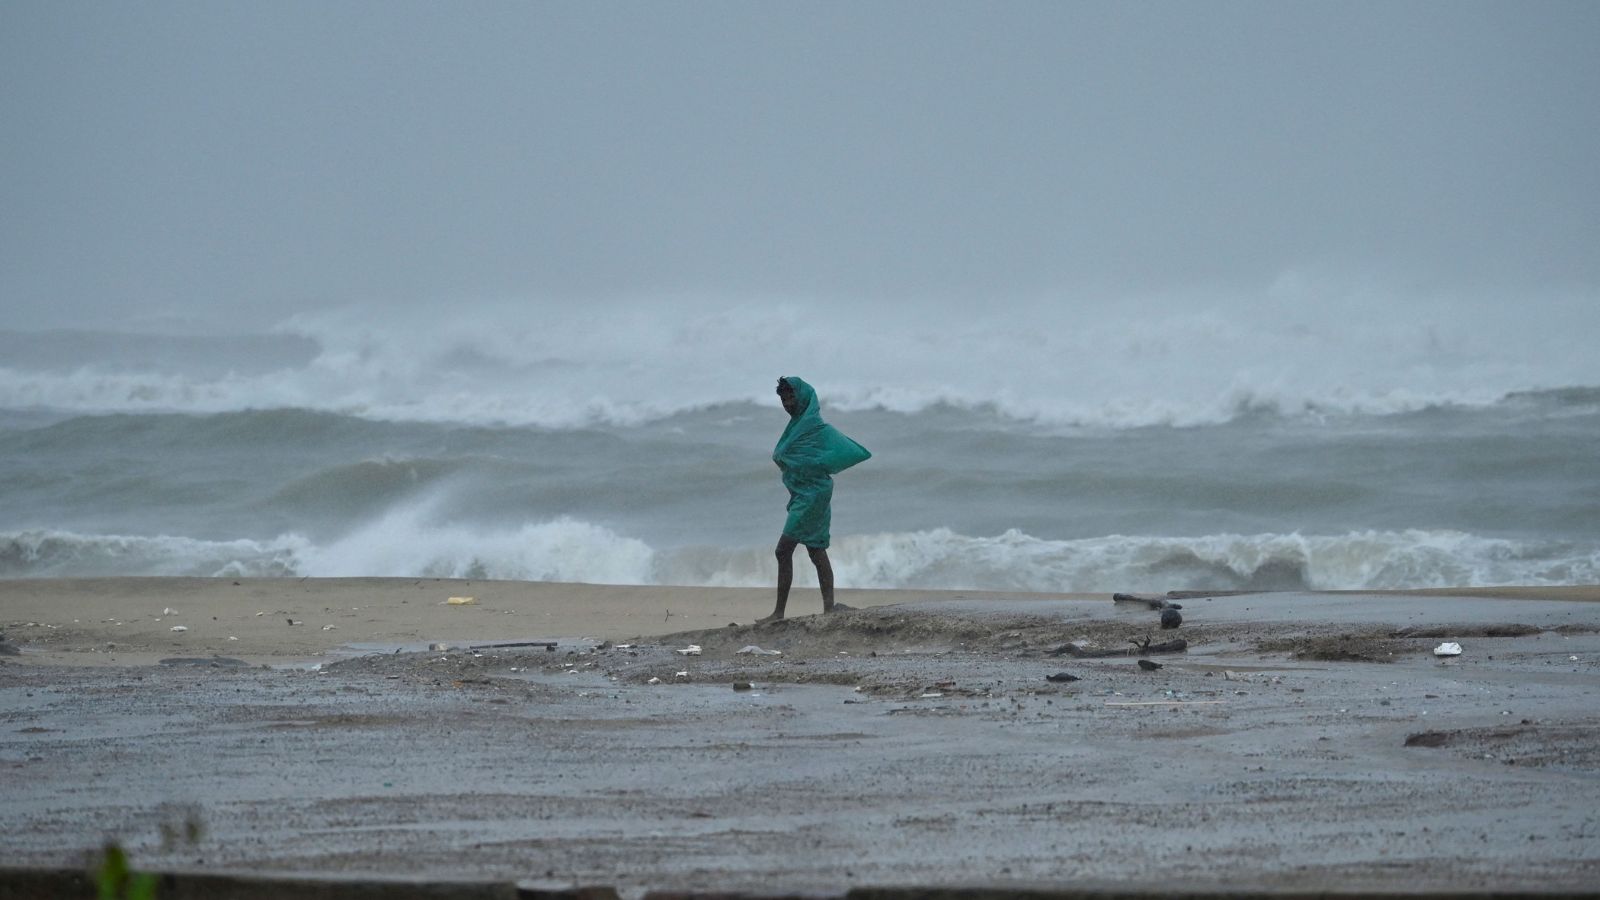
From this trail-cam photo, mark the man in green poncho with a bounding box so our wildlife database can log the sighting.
[760,376,871,622]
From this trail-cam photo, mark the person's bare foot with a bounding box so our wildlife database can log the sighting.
[756,612,785,624]
[824,602,855,613]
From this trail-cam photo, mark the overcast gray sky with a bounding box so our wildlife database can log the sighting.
[3,1,1596,332]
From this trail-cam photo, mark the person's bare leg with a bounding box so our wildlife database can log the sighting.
[759,535,799,623]
[808,545,840,612]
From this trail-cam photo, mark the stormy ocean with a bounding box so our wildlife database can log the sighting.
[2,292,1597,592]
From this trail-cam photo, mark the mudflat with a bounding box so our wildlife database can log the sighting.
[2,578,1598,894]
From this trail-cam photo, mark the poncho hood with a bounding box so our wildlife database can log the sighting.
[773,376,871,477]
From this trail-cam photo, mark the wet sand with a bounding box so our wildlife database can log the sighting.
[3,578,1599,894]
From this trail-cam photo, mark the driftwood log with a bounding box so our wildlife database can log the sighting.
[1112,592,1172,610]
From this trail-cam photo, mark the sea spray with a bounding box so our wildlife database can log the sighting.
[3,285,1597,428]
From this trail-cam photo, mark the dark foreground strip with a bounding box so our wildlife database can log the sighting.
[3,869,1599,900]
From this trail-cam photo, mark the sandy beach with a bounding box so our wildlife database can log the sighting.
[3,578,1599,895]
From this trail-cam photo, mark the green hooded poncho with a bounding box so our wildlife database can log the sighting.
[773,376,871,549]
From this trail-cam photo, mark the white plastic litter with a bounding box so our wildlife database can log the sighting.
[675,644,702,656]
[737,645,782,656]
[647,676,663,684]
[1433,642,1463,656]
[169,625,188,632]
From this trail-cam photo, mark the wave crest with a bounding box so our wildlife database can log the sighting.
[4,523,1595,591]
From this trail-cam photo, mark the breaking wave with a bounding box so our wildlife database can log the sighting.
[5,524,1594,592]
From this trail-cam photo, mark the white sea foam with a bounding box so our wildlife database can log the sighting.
[0,529,309,578]
[2,281,1596,428]
[293,503,656,583]
[662,528,1600,593]
[4,523,1594,589]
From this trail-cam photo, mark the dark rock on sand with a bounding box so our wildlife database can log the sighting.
[1045,672,1080,683]
[1137,659,1163,671]
[1160,608,1183,629]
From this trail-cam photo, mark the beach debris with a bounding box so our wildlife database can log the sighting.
[1046,672,1080,683]
[675,644,703,656]
[162,607,178,616]
[227,636,237,641]
[1433,642,1464,657]
[1137,659,1163,671]
[286,618,302,626]
[675,670,689,679]
[1224,670,1250,681]
[647,676,663,684]
[919,692,944,699]
[736,645,782,656]
[733,682,753,691]
[469,640,558,651]
[429,642,453,651]
[169,625,188,633]
[446,596,476,606]
[1160,608,1183,629]
[1053,636,1188,658]
[321,624,337,631]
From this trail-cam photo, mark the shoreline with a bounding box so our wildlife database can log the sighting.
[3,577,1598,667]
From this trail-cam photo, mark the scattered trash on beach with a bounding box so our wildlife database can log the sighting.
[675,644,702,656]
[919,692,944,699]
[737,645,782,656]
[733,682,753,691]
[169,625,188,632]
[1137,659,1163,671]
[162,607,177,616]
[1045,672,1080,683]
[1433,642,1463,657]
[446,596,476,606]
[646,676,663,684]
[321,624,336,631]
[286,618,302,626]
